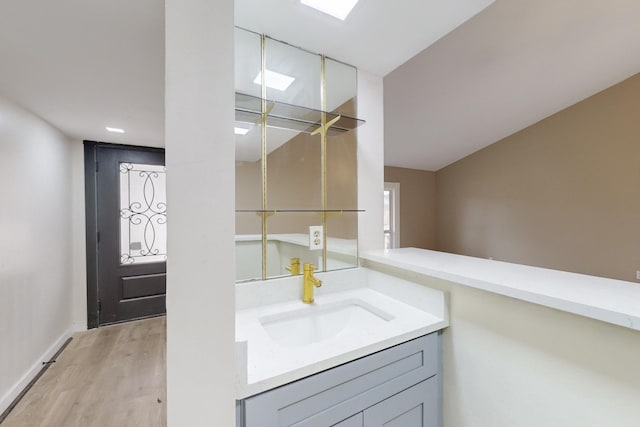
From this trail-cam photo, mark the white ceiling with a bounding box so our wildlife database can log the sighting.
[3,0,639,172]
[0,0,490,148]
[235,0,494,76]
[384,0,640,171]
[0,0,165,147]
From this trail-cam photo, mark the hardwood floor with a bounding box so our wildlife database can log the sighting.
[2,317,166,427]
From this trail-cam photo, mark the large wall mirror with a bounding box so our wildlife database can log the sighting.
[234,28,363,282]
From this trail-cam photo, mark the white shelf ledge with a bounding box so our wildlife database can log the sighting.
[361,248,640,332]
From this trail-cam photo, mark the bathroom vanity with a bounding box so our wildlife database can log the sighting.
[237,333,440,427]
[232,27,446,426]
[234,269,449,427]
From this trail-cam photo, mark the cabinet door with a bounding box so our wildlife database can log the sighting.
[333,413,363,427]
[363,377,439,427]
[236,401,243,427]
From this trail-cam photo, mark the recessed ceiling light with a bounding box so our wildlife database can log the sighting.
[301,0,359,20]
[106,126,124,133]
[253,70,296,91]
[234,127,250,135]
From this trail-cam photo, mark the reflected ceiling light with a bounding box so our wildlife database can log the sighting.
[234,127,250,135]
[253,70,295,91]
[301,0,359,20]
[105,126,124,133]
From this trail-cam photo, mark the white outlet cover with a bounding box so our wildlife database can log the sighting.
[309,225,323,250]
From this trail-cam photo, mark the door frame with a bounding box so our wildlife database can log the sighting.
[384,182,401,249]
[84,140,166,329]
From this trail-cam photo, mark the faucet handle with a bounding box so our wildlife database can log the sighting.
[303,263,316,271]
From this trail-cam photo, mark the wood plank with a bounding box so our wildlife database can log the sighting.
[2,316,166,427]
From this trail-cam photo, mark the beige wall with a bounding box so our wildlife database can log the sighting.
[384,166,436,249]
[435,72,640,282]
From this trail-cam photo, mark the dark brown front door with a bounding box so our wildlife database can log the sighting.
[90,143,166,326]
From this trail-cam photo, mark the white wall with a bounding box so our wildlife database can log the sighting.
[442,285,640,427]
[163,14,382,423]
[368,264,640,427]
[165,0,236,426]
[0,95,74,414]
[70,140,87,331]
[357,70,385,253]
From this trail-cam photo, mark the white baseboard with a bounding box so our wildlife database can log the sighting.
[0,327,74,416]
[72,320,87,333]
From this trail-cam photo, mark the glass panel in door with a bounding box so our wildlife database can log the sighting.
[119,162,167,265]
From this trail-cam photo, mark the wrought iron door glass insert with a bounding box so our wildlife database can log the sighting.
[119,163,167,265]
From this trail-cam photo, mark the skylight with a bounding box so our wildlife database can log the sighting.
[301,0,359,20]
[253,70,295,91]
[105,126,124,133]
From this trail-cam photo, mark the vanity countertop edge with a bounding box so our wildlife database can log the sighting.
[235,281,449,399]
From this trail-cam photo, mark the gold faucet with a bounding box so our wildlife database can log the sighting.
[303,263,322,304]
[285,258,301,275]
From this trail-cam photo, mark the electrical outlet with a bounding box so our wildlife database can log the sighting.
[636,271,640,280]
[309,225,323,250]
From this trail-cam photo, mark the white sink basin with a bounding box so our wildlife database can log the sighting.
[259,299,394,347]
[235,285,448,398]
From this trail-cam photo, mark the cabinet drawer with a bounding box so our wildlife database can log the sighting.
[244,333,440,427]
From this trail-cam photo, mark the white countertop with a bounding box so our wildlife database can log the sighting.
[361,248,640,332]
[235,286,447,398]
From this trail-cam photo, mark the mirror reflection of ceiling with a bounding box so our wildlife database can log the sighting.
[235,28,357,163]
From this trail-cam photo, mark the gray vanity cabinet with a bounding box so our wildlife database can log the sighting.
[362,378,438,426]
[330,377,438,427]
[237,332,442,427]
[333,413,363,426]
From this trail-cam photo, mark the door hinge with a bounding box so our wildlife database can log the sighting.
[95,161,99,173]
[97,231,100,243]
[98,299,102,312]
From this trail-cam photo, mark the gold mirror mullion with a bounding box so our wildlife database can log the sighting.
[261,33,268,281]
[258,48,334,277]
[320,55,328,272]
